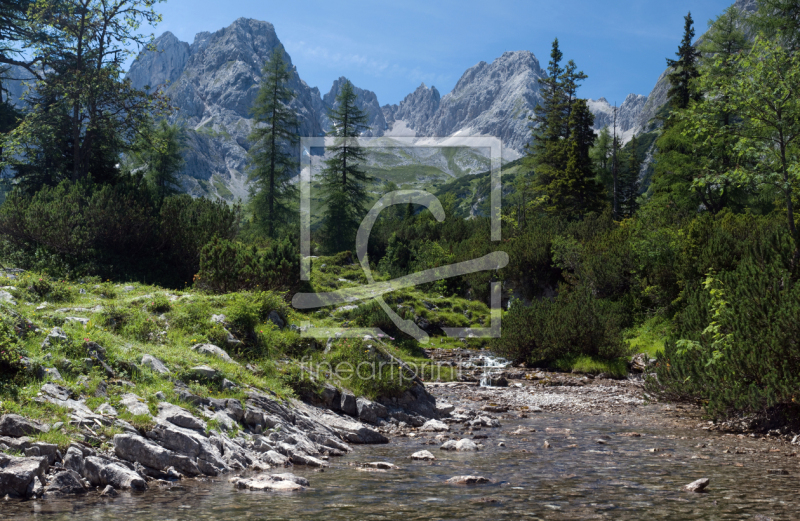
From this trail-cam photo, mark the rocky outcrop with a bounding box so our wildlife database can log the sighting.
[126,19,392,200]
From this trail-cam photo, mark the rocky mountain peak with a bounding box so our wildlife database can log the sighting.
[321,77,386,137]
[382,82,441,136]
[416,50,545,155]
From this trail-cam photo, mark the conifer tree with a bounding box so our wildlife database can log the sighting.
[666,12,701,111]
[544,99,605,217]
[130,119,185,199]
[247,48,299,238]
[527,38,566,182]
[320,79,371,253]
[560,59,588,138]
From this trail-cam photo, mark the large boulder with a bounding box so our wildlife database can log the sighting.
[0,414,49,437]
[356,397,387,425]
[113,433,200,477]
[157,402,205,431]
[63,447,85,475]
[0,453,48,498]
[629,353,656,373]
[145,420,229,475]
[24,442,59,465]
[339,392,357,417]
[84,457,148,491]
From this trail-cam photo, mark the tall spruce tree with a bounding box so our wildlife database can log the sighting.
[544,99,605,217]
[527,38,566,183]
[666,12,701,112]
[320,79,371,253]
[247,48,299,238]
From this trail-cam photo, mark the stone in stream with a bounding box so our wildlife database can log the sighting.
[410,450,436,461]
[364,462,398,470]
[435,402,455,415]
[42,469,87,498]
[0,414,49,437]
[231,472,307,491]
[683,478,710,493]
[446,475,491,485]
[83,456,148,491]
[441,439,479,451]
[420,419,449,432]
[543,441,551,449]
[0,453,48,498]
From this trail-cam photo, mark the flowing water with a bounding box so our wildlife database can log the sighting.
[471,355,510,387]
[4,412,797,520]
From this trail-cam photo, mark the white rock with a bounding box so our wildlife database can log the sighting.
[420,419,449,432]
[410,450,436,461]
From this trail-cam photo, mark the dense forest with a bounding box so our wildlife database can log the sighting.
[0,0,798,430]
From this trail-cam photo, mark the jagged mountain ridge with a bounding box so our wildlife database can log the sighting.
[125,20,650,198]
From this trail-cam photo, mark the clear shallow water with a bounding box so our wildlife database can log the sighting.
[4,413,797,520]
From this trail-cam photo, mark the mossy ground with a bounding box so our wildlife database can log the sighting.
[0,253,490,450]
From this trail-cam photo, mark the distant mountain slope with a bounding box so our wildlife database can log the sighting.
[587,94,648,143]
[127,19,389,199]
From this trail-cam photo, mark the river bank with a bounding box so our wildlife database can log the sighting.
[3,356,799,520]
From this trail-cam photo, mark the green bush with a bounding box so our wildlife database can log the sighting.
[0,180,239,286]
[194,237,298,294]
[649,229,800,419]
[145,294,171,314]
[16,273,75,303]
[492,284,630,364]
[0,318,24,381]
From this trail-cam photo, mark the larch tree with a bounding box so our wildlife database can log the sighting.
[247,47,299,238]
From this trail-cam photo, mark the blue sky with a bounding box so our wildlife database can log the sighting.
[144,0,735,106]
